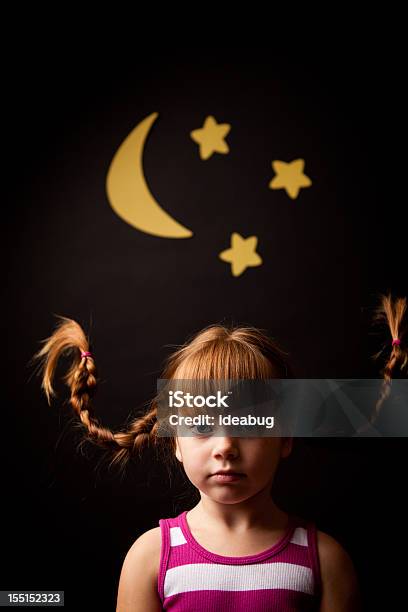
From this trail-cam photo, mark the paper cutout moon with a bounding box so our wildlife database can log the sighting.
[106,112,193,239]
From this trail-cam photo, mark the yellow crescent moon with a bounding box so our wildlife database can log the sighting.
[106,112,193,239]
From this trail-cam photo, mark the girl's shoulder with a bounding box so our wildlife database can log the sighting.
[128,526,162,564]
[315,529,361,610]
[315,528,354,569]
[116,527,162,611]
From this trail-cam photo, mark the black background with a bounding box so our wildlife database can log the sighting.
[2,30,406,611]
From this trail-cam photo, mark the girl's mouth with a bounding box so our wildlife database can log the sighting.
[211,473,246,483]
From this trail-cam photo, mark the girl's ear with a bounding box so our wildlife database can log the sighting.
[280,437,293,459]
[175,438,183,463]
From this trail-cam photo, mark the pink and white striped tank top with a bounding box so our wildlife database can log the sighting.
[158,510,322,611]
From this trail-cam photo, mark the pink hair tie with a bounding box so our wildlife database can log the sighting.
[81,351,93,358]
[392,338,401,347]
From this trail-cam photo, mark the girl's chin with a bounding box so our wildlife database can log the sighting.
[205,489,254,504]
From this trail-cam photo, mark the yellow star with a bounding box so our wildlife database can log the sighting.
[190,115,231,160]
[269,158,312,199]
[219,233,262,277]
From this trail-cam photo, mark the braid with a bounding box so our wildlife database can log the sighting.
[29,315,167,473]
[371,293,407,423]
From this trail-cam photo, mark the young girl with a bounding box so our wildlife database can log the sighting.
[31,294,407,611]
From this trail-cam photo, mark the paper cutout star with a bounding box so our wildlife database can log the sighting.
[219,233,262,277]
[190,116,231,160]
[269,158,312,199]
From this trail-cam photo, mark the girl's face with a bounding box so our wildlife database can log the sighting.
[175,432,293,505]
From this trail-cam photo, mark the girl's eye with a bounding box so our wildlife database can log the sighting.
[190,424,214,436]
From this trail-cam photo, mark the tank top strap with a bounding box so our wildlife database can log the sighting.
[290,514,322,600]
[158,514,189,602]
[306,520,322,600]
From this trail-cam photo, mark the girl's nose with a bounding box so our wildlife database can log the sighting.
[212,436,239,459]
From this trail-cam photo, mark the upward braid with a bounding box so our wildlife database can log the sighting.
[371,293,407,423]
[30,315,163,472]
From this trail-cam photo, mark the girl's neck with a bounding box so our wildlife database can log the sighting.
[188,488,288,532]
